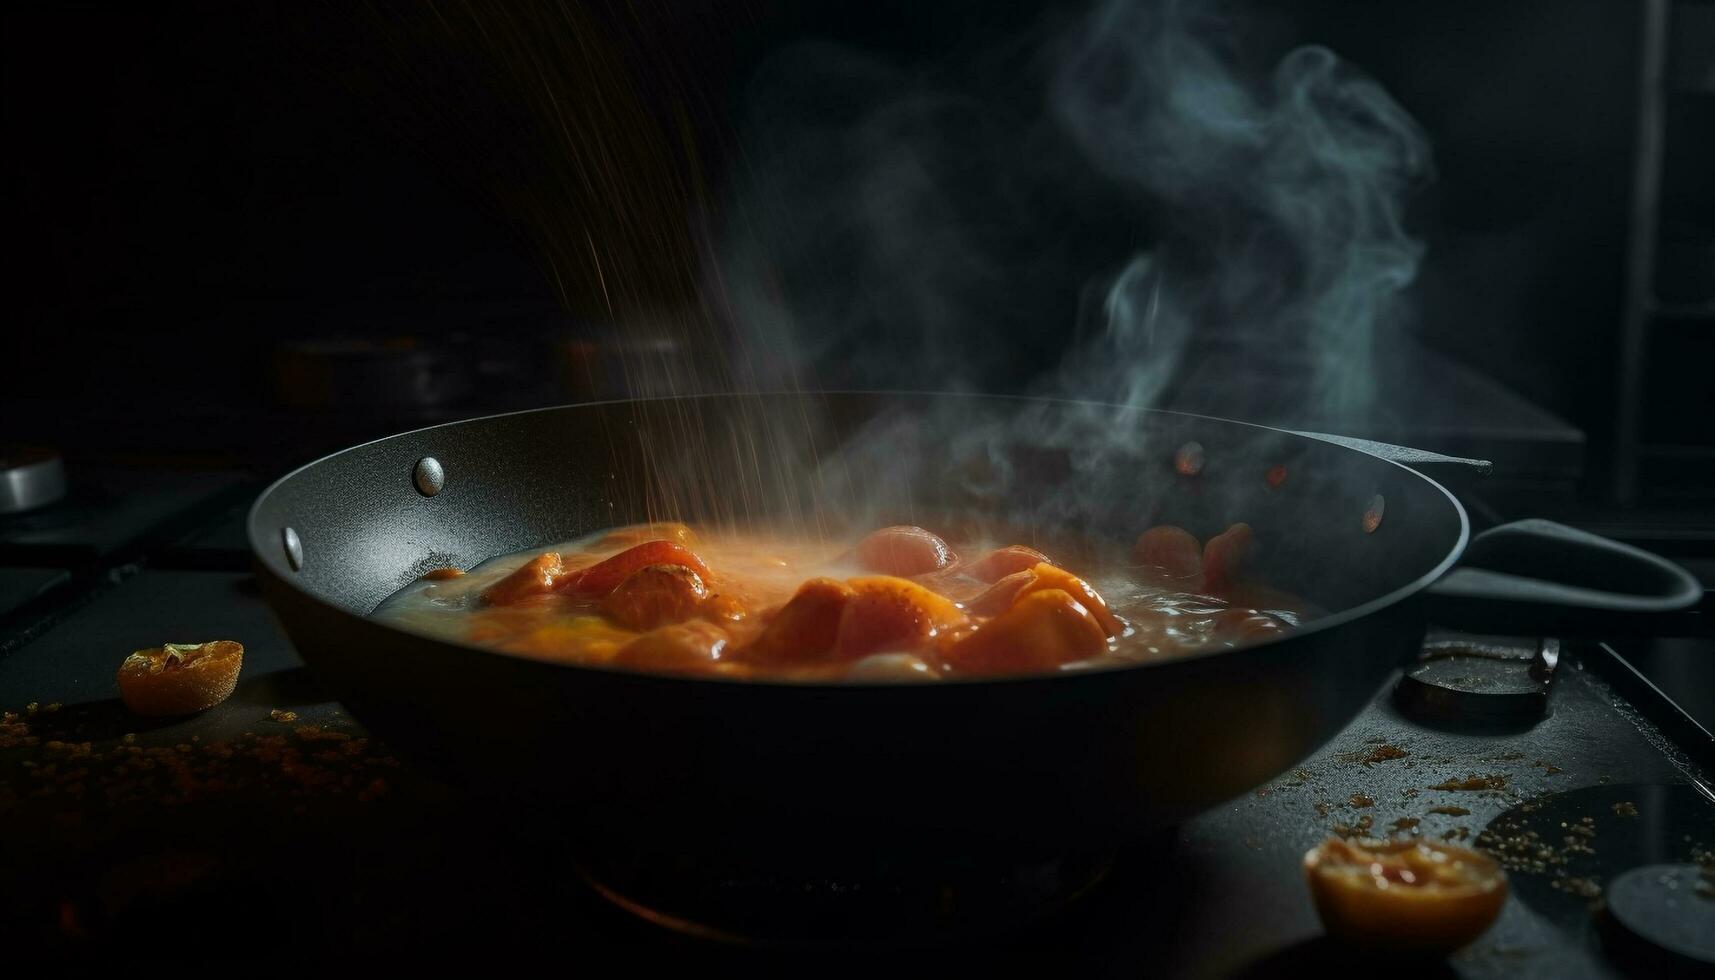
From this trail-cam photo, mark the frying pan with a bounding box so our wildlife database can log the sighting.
[246,393,1700,900]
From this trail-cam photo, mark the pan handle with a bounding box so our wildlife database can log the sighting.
[1424,519,1705,637]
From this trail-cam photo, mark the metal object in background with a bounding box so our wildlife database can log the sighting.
[0,448,68,514]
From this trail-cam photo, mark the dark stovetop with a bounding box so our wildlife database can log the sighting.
[1,472,1712,973]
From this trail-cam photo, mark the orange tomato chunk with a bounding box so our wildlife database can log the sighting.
[967,545,1053,582]
[481,552,566,605]
[1304,837,1506,953]
[559,541,713,597]
[1133,526,1203,582]
[855,526,956,577]
[613,621,730,674]
[737,578,853,665]
[964,564,1122,637]
[117,641,244,716]
[967,569,1039,617]
[834,576,969,661]
[1018,563,1124,637]
[602,564,709,631]
[941,589,1107,675]
[1202,523,1255,592]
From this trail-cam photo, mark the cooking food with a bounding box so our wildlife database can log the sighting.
[1304,837,1508,953]
[116,641,245,716]
[373,522,1308,680]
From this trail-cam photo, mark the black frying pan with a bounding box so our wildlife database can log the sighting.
[246,393,1700,907]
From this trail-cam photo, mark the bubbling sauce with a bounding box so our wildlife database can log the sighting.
[372,522,1311,681]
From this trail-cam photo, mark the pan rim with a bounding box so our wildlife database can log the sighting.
[247,390,1471,691]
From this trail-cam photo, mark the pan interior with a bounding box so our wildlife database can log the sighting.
[249,393,1464,630]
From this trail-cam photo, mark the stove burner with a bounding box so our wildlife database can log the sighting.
[1394,632,1559,727]
[1478,782,1715,960]
[1598,863,1715,974]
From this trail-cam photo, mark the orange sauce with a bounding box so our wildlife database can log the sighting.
[372,522,1309,681]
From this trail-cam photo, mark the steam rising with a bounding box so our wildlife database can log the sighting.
[628,0,1437,549]
[718,0,1431,426]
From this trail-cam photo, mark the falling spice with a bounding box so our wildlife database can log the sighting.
[1428,805,1471,816]
[1611,801,1638,818]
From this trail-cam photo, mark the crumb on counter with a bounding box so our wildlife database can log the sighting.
[1429,774,1507,792]
[1332,814,1375,838]
[1,699,403,812]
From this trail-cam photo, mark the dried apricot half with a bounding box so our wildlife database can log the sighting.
[117,641,244,716]
[1304,837,1507,954]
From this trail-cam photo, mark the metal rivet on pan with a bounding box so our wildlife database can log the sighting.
[413,457,445,497]
[281,526,304,571]
[1363,494,1386,533]
[1174,442,1205,476]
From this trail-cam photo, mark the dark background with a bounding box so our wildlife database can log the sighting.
[3,0,1710,504]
